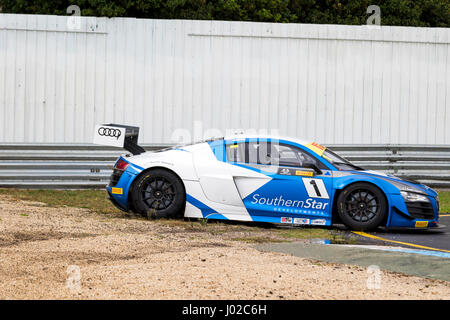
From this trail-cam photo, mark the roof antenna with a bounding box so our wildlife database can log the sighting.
[232,129,245,135]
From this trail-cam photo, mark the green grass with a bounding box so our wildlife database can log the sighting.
[230,228,343,244]
[438,191,450,213]
[275,227,332,239]
[2,187,449,221]
[275,227,355,244]
[0,188,120,214]
[0,188,343,242]
[231,236,288,244]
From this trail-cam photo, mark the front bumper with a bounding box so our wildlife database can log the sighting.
[385,223,446,231]
[388,193,440,229]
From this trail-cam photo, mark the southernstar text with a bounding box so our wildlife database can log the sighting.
[250,194,329,210]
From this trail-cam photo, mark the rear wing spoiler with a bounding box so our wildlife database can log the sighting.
[93,124,145,155]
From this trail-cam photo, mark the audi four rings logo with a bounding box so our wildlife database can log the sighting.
[98,127,122,140]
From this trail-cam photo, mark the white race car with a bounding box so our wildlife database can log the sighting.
[94,124,440,231]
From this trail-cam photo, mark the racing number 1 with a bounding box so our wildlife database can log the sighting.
[309,180,321,197]
[302,178,329,199]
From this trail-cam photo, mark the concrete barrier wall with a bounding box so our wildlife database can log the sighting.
[0,14,449,144]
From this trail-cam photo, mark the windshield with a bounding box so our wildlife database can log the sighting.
[322,148,364,171]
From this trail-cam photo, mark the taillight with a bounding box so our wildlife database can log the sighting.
[114,159,129,171]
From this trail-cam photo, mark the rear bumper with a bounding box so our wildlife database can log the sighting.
[106,158,142,211]
[107,192,128,212]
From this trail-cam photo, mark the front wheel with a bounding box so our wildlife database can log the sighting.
[130,169,186,218]
[336,183,387,231]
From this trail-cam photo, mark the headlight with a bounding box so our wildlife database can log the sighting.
[390,180,425,194]
[390,180,429,202]
[400,191,429,202]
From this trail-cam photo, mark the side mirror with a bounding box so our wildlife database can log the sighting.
[303,162,322,175]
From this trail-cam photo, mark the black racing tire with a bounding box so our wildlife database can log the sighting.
[336,182,387,231]
[130,168,186,219]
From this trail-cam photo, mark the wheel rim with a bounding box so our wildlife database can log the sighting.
[344,189,379,222]
[141,177,176,210]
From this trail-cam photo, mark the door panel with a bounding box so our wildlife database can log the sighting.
[242,169,333,224]
[225,139,333,225]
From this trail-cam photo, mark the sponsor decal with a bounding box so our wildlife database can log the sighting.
[415,221,428,228]
[278,168,292,175]
[98,127,122,140]
[111,187,123,195]
[273,208,327,215]
[293,218,310,225]
[281,217,293,224]
[93,124,126,148]
[310,219,327,225]
[148,160,174,166]
[251,194,329,210]
[305,142,326,156]
[277,168,315,176]
[302,178,330,199]
[276,168,315,177]
[295,170,314,177]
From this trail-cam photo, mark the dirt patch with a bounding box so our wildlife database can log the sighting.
[0,231,97,247]
[0,195,449,299]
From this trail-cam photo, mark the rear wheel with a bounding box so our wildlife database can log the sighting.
[130,169,185,218]
[337,183,387,231]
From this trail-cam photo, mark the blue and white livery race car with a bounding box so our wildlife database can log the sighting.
[94,124,441,231]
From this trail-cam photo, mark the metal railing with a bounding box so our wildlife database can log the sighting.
[0,144,167,189]
[0,144,449,189]
[330,145,450,188]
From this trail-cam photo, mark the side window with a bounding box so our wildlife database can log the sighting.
[248,141,271,165]
[226,141,325,169]
[278,144,327,169]
[277,144,301,167]
[277,144,319,168]
[226,143,245,162]
[226,141,272,164]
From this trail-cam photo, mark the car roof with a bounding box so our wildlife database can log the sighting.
[222,134,311,147]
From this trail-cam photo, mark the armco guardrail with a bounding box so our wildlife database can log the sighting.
[0,144,170,189]
[0,144,449,189]
[330,144,450,188]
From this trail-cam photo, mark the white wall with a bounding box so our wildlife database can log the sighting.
[0,14,449,144]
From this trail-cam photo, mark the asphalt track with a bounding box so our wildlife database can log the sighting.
[256,241,450,281]
[353,214,450,253]
[257,214,450,281]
